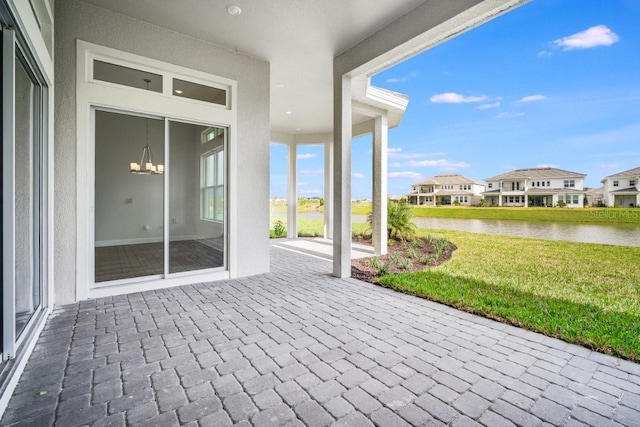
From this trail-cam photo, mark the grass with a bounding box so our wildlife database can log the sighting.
[323,203,640,225]
[378,229,640,361]
[412,206,640,225]
[269,218,369,238]
[268,218,640,359]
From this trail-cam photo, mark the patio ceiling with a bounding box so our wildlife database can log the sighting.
[78,0,426,135]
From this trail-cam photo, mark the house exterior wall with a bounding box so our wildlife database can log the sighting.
[54,0,270,304]
[602,176,639,207]
[484,176,585,208]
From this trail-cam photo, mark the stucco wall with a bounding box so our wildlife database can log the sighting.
[54,0,270,304]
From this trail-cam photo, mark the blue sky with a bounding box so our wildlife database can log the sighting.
[271,0,640,199]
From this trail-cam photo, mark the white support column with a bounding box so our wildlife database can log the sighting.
[324,140,333,239]
[372,114,388,256]
[333,74,352,278]
[286,143,297,239]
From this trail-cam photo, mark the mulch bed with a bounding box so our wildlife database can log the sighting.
[351,235,457,283]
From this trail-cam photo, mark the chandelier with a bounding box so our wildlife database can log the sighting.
[130,79,164,175]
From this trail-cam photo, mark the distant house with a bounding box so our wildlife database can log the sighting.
[407,174,485,206]
[601,167,640,207]
[585,187,604,207]
[483,167,586,208]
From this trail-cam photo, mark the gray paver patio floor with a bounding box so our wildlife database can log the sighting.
[3,245,640,426]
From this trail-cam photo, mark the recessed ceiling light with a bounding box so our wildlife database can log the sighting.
[275,84,285,88]
[285,111,292,115]
[174,89,183,94]
[296,128,302,132]
[227,4,242,15]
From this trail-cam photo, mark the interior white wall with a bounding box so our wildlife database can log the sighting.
[54,0,270,304]
[168,121,199,241]
[95,111,165,245]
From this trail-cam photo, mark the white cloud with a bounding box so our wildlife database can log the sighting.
[553,25,619,50]
[430,92,488,103]
[299,189,322,195]
[387,148,447,159]
[535,164,557,168]
[386,72,418,83]
[496,112,525,119]
[406,159,470,170]
[299,169,323,175]
[476,101,501,110]
[353,173,365,179]
[297,153,316,159]
[538,50,552,58]
[517,95,547,103]
[388,171,421,180]
[599,163,620,169]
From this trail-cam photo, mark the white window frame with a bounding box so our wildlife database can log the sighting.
[201,146,224,223]
[76,41,238,301]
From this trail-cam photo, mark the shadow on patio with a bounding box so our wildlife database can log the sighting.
[2,245,639,426]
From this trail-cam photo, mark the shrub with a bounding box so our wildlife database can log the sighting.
[557,200,567,208]
[273,219,286,237]
[367,198,416,240]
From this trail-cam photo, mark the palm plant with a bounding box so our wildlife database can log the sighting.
[367,198,416,240]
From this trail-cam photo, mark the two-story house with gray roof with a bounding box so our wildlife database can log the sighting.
[483,167,587,208]
[407,174,485,206]
[601,167,640,207]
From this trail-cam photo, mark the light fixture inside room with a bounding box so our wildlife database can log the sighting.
[130,79,164,175]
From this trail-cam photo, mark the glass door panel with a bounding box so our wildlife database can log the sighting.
[14,53,41,337]
[94,110,165,282]
[168,122,225,273]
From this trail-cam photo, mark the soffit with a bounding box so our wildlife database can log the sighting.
[78,0,426,135]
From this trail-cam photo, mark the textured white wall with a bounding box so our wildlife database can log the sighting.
[54,0,270,304]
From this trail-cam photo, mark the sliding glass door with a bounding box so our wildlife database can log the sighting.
[168,122,226,274]
[2,24,47,360]
[93,110,226,285]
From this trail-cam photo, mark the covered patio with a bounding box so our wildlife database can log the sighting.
[2,246,639,426]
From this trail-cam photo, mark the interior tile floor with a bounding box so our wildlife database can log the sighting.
[2,244,639,426]
[95,239,224,282]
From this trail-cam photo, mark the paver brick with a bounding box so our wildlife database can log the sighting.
[223,392,258,422]
[343,387,382,415]
[415,394,458,424]
[323,396,354,418]
[4,247,640,427]
[294,400,333,427]
[251,404,296,427]
[177,396,222,423]
[277,380,310,406]
[453,391,491,419]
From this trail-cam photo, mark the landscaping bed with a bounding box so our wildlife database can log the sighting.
[351,235,456,282]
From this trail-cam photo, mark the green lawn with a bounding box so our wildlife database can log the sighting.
[379,229,640,361]
[348,204,640,225]
[269,218,369,238]
[412,206,640,224]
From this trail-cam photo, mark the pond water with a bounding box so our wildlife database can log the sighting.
[272,211,640,247]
